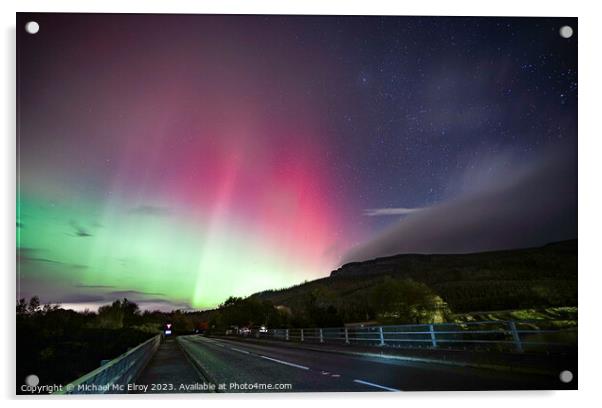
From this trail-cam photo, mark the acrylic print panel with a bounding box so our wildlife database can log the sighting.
[16,13,577,394]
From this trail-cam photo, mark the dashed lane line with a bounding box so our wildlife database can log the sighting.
[186,337,382,390]
[259,355,310,370]
[210,339,310,370]
[212,339,349,382]
[353,379,401,392]
[230,347,251,354]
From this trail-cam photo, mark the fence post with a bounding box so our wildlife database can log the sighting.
[300,328,304,342]
[508,321,523,353]
[429,324,438,348]
[379,326,385,346]
[319,328,324,343]
[344,327,350,344]
[285,329,289,341]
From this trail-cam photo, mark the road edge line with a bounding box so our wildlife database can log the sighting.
[176,336,220,393]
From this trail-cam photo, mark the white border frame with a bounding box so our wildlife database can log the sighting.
[3,1,600,407]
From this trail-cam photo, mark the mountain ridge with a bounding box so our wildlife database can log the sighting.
[250,239,577,314]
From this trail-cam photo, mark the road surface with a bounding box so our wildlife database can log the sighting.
[132,338,205,393]
[176,335,573,392]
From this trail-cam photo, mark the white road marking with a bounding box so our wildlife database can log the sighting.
[208,341,225,348]
[230,347,250,354]
[331,374,340,378]
[259,355,310,370]
[353,379,400,392]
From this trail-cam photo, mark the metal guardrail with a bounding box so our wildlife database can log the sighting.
[56,334,161,394]
[215,320,576,353]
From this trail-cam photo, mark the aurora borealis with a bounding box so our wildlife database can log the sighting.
[17,14,577,310]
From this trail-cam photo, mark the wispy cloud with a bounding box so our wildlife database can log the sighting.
[59,299,192,313]
[108,290,167,298]
[128,205,172,217]
[17,248,88,269]
[343,146,577,263]
[364,207,425,216]
[70,221,93,237]
[74,284,117,289]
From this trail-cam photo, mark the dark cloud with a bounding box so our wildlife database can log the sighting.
[21,276,181,311]
[59,299,192,312]
[17,247,88,269]
[108,290,167,298]
[128,205,172,216]
[134,299,192,311]
[51,293,108,303]
[69,221,93,237]
[343,147,577,263]
[17,247,52,263]
[55,290,190,312]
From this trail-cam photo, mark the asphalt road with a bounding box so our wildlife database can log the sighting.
[177,335,573,392]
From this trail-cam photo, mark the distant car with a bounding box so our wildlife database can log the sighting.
[245,325,268,337]
[238,327,251,336]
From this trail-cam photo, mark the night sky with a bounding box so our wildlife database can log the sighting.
[17,14,577,310]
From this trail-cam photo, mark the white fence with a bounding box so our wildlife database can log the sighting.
[216,320,576,353]
[56,334,161,394]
